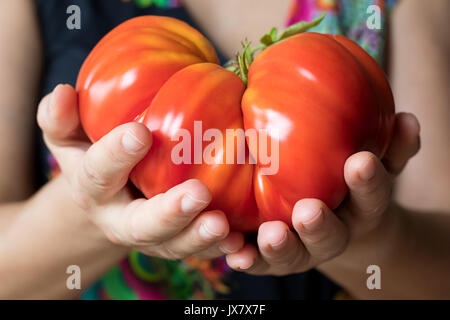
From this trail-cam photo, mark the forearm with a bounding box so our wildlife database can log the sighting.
[0,0,43,201]
[0,176,129,299]
[318,204,450,299]
[390,0,450,211]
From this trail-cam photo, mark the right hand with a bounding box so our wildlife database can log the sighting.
[37,84,244,260]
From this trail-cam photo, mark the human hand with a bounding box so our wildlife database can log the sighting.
[37,84,244,260]
[225,113,421,275]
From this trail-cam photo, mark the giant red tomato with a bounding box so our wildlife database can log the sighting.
[76,15,395,232]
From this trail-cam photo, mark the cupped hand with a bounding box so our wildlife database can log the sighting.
[37,84,244,260]
[225,112,421,275]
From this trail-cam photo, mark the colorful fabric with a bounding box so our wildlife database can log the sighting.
[81,252,231,300]
[286,0,397,65]
[121,0,183,9]
[46,0,396,300]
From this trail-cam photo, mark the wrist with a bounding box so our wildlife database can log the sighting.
[49,176,131,255]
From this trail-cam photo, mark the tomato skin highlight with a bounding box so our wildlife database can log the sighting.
[76,17,395,232]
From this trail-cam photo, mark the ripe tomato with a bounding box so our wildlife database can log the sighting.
[77,16,218,142]
[76,15,395,231]
[242,32,395,224]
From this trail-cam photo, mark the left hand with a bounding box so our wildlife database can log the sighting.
[225,112,421,275]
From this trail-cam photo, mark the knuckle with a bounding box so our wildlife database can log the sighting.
[82,158,111,191]
[162,245,188,260]
[100,209,135,247]
[157,209,176,228]
[287,251,310,269]
[361,197,390,222]
[268,255,292,265]
[273,257,302,273]
[156,196,181,226]
[127,222,144,245]
[126,205,163,246]
[107,218,137,247]
[307,224,348,260]
[104,228,127,246]
[127,211,152,245]
[314,244,344,261]
[305,231,330,247]
[104,143,129,166]
[270,247,309,270]
[360,176,392,200]
[126,194,181,245]
[70,178,93,211]
[193,249,221,260]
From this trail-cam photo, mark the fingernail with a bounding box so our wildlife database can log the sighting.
[219,242,240,254]
[199,222,223,240]
[219,243,239,254]
[181,194,208,213]
[359,157,376,181]
[299,208,323,232]
[237,258,254,270]
[270,231,288,251]
[122,130,145,153]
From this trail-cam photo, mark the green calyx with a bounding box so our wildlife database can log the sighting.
[225,12,326,85]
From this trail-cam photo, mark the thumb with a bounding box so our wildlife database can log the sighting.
[71,122,152,209]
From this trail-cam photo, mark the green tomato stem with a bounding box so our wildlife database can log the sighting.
[227,12,326,85]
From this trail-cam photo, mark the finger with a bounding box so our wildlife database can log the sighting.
[72,122,152,208]
[194,231,245,259]
[257,221,309,268]
[383,113,421,175]
[121,179,212,245]
[37,84,83,141]
[226,243,264,273]
[159,210,229,260]
[341,151,392,236]
[292,199,348,262]
[37,84,89,171]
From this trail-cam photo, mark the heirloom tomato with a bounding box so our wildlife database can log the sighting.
[76,15,395,231]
